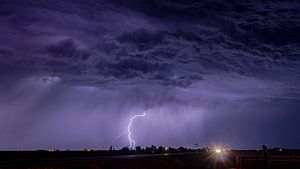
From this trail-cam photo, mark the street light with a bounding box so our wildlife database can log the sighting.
[215,148,222,153]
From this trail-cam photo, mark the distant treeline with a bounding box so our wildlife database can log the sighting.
[0,146,204,160]
[109,145,199,154]
[0,146,299,160]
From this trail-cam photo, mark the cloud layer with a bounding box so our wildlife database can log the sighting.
[0,0,299,149]
[0,0,299,86]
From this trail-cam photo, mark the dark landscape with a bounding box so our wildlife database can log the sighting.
[1,148,300,169]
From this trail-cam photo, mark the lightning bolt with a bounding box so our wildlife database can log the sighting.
[127,112,146,149]
[111,111,146,149]
[112,130,127,148]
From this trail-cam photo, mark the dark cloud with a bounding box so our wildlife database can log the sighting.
[0,0,299,85]
[117,28,164,50]
[96,59,171,79]
[0,0,300,149]
[0,48,12,57]
[46,39,91,61]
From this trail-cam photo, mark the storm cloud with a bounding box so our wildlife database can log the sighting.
[0,0,299,150]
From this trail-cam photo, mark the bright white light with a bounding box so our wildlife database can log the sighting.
[127,112,146,149]
[215,149,222,153]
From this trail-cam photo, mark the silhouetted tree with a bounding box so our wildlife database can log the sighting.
[136,146,142,153]
[158,146,164,153]
[169,147,176,153]
[120,147,129,153]
[145,147,151,154]
[178,147,187,152]
[262,145,269,169]
[151,145,157,153]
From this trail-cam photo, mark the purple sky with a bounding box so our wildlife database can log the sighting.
[0,0,299,150]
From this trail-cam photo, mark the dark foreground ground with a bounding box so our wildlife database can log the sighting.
[0,150,299,169]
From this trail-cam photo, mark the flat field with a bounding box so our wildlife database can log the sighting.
[0,150,299,169]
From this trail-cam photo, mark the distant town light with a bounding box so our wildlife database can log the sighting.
[215,149,222,153]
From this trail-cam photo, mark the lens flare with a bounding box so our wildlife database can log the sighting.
[215,149,222,153]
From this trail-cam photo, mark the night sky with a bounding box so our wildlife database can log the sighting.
[0,0,299,150]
